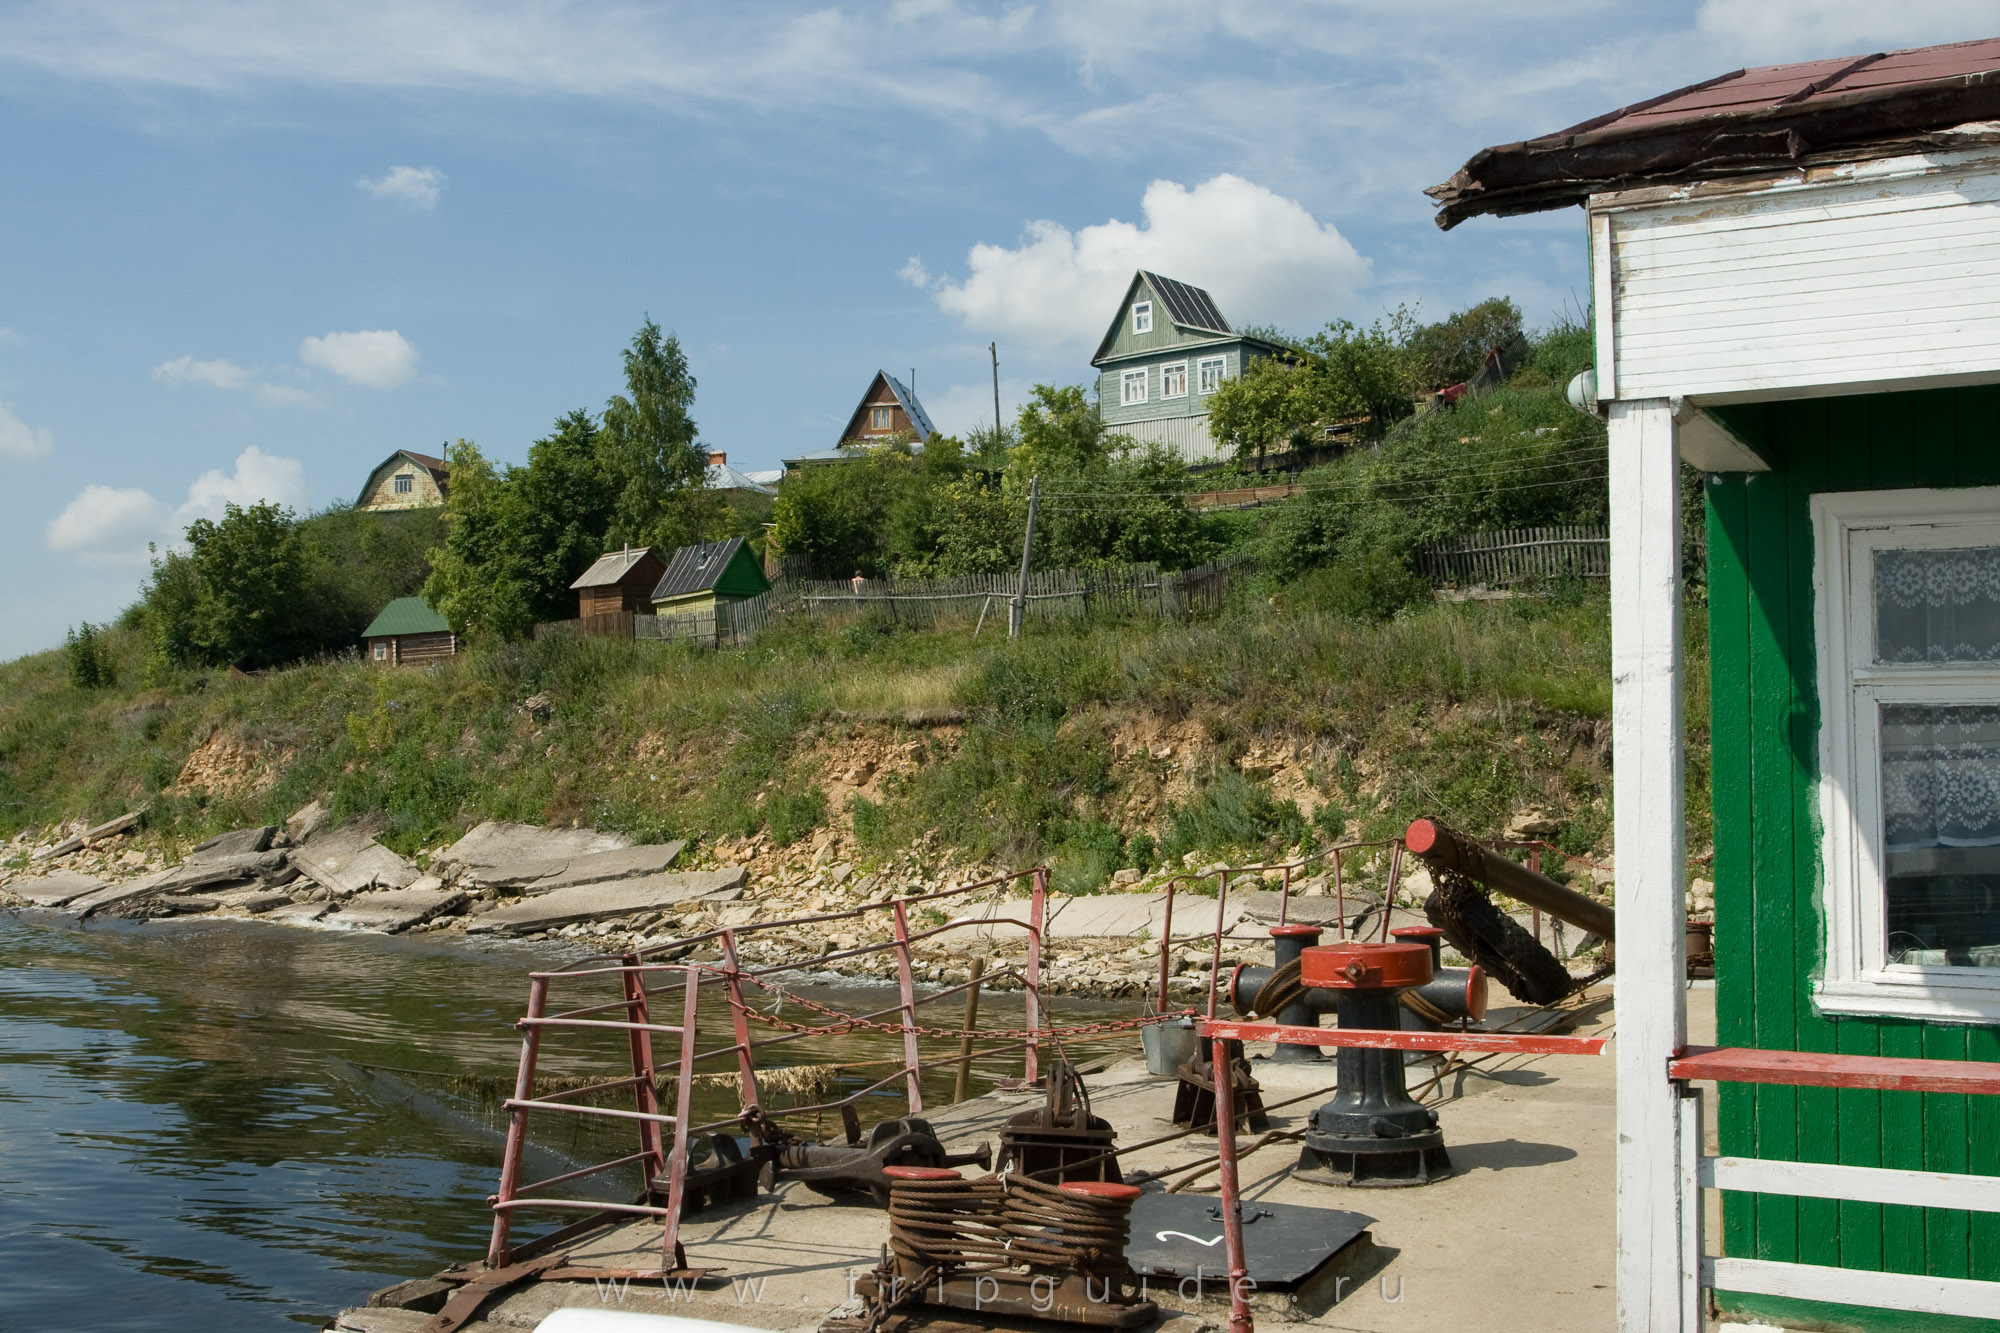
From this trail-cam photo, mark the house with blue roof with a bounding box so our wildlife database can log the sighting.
[782,371,934,470]
[1092,271,1286,465]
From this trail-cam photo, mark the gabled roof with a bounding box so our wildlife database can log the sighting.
[842,371,935,442]
[706,460,777,495]
[570,547,660,590]
[1428,37,2000,229]
[1092,271,1233,364]
[652,537,758,600]
[355,449,450,506]
[362,596,450,638]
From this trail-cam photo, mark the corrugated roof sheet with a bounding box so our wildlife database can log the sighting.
[570,547,658,589]
[651,537,750,599]
[1428,36,2000,228]
[706,461,776,494]
[361,596,450,638]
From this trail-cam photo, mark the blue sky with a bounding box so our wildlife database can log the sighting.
[4,0,1997,660]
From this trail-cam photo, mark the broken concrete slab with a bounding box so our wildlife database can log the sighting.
[68,870,177,919]
[321,886,469,934]
[4,870,108,906]
[157,850,293,893]
[465,866,748,935]
[291,826,419,897]
[190,826,276,860]
[460,840,688,894]
[434,820,630,879]
[286,799,332,845]
[950,889,1256,942]
[32,809,147,861]
[263,900,334,926]
[213,887,294,914]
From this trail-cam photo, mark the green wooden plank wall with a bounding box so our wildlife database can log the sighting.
[1705,386,2000,1332]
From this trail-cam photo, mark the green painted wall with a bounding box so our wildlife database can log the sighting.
[1095,344,1243,428]
[1705,386,2000,1331]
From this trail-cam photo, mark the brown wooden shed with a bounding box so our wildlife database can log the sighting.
[361,597,456,666]
[569,547,669,618]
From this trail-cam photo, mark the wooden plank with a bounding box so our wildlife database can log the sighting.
[1197,1019,1606,1057]
[1701,1156,2000,1214]
[1671,1047,2000,1095]
[1607,398,1689,1332]
[1702,1256,2000,1321]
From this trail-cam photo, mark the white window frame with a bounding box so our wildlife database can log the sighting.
[394,472,413,494]
[1120,368,1148,406]
[1814,485,2000,1022]
[373,642,388,661]
[1160,360,1188,399]
[1197,355,1227,395]
[1132,302,1153,335]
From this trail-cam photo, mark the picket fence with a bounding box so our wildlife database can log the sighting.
[634,594,778,649]
[791,556,1247,631]
[1414,525,1608,586]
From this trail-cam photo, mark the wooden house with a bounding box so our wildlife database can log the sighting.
[650,537,769,617]
[1091,271,1285,465]
[361,597,455,665]
[782,372,934,470]
[1433,38,2000,1331]
[569,547,669,618]
[355,450,450,512]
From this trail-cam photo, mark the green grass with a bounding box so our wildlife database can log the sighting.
[0,584,1706,884]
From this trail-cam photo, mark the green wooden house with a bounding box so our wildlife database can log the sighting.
[650,537,769,617]
[1090,271,1284,465]
[1435,38,2000,1332]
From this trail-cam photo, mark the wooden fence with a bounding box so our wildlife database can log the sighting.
[791,557,1249,631]
[633,593,779,649]
[1414,525,1608,586]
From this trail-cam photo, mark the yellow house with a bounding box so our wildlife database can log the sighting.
[356,450,450,512]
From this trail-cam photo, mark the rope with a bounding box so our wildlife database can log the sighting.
[887,1176,1010,1270]
[998,1175,1134,1272]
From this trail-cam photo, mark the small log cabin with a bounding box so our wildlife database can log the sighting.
[1434,36,2000,1331]
[355,450,450,512]
[569,547,669,618]
[361,597,455,665]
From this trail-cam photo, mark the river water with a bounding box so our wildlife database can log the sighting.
[0,909,1118,1330]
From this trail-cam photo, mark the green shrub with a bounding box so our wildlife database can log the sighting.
[65,623,114,689]
[764,784,828,846]
[1159,769,1308,864]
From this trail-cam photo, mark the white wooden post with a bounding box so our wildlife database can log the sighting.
[1608,397,1693,1330]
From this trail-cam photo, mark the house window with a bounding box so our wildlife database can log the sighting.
[1197,356,1227,395]
[1132,302,1153,335]
[1161,361,1188,399]
[394,473,413,494]
[871,406,892,430]
[1814,487,2000,1021]
[1121,369,1148,406]
[373,642,388,661]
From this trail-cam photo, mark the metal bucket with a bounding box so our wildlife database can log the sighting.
[1141,1014,1199,1076]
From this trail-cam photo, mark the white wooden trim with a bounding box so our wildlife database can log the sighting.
[1677,1093,1703,1332]
[1811,486,2000,1024]
[1591,211,1617,401]
[1701,1156,2000,1213]
[1703,1257,2000,1321]
[1590,142,2000,216]
[1673,400,1767,473]
[1609,398,1689,1331]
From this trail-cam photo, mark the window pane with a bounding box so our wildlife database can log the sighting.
[1880,701,2000,967]
[1874,546,2000,662]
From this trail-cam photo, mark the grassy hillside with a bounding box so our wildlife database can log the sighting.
[0,576,1708,890]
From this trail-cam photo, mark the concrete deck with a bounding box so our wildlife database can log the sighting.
[332,982,1698,1333]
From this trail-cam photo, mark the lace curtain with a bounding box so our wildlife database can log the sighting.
[1874,546,2000,662]
[1880,704,2000,851]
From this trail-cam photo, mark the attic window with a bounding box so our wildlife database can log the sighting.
[1121,369,1148,405]
[871,407,892,430]
[1132,302,1153,335]
[394,474,413,494]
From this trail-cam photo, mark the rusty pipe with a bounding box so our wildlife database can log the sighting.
[1404,818,1615,941]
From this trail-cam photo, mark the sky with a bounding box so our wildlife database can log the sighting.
[4,0,2000,661]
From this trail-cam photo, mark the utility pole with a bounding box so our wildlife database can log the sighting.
[1009,472,1039,639]
[990,342,1002,443]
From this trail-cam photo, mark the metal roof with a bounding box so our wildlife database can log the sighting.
[706,460,776,495]
[1143,272,1232,335]
[881,373,936,441]
[742,468,783,487]
[361,596,450,638]
[570,547,659,589]
[651,537,751,600]
[1429,37,2000,229]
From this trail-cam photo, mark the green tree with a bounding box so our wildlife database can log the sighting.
[602,319,721,552]
[142,502,309,668]
[64,623,113,688]
[423,440,535,639]
[1207,316,1411,456]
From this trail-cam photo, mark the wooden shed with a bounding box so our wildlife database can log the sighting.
[569,547,669,619]
[650,537,769,616]
[1433,38,2000,1332]
[361,597,455,666]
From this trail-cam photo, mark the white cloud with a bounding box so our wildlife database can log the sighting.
[299,328,419,389]
[358,164,444,210]
[255,382,324,409]
[0,400,52,459]
[45,447,308,565]
[921,175,1369,351]
[173,445,308,527]
[46,485,168,564]
[1696,0,2000,62]
[152,354,253,390]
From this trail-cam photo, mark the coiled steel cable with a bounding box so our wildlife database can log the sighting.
[997,1175,1135,1272]
[886,1175,1009,1270]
